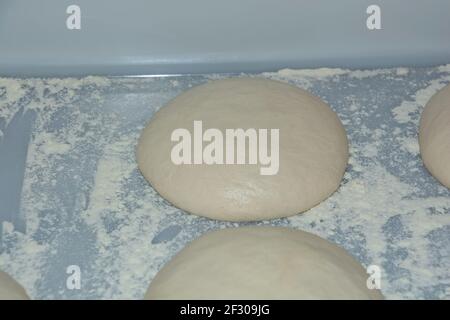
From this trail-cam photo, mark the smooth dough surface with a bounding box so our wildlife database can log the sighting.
[0,271,29,300]
[419,83,450,188]
[145,227,383,300]
[137,78,348,221]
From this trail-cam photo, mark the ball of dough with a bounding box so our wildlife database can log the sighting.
[419,83,450,188]
[0,270,29,300]
[137,78,348,221]
[145,227,383,300]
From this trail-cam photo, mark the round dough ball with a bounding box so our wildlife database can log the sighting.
[145,227,383,300]
[137,78,348,221]
[0,270,29,300]
[419,83,450,188]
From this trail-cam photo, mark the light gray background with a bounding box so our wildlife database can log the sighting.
[1,0,450,77]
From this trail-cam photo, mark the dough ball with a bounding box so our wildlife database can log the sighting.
[137,78,348,221]
[145,227,383,300]
[419,83,450,188]
[0,270,29,300]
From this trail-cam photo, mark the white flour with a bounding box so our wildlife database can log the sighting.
[0,66,449,299]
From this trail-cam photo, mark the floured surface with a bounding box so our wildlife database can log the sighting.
[0,66,449,299]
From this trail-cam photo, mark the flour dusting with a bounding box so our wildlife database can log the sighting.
[0,66,449,299]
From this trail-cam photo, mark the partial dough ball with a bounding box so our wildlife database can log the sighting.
[0,270,29,300]
[145,227,383,300]
[419,83,450,188]
[137,78,348,221]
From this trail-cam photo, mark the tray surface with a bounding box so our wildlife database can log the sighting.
[0,65,450,299]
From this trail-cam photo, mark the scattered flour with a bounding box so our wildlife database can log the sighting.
[0,76,111,137]
[392,77,450,124]
[0,65,449,299]
[34,132,72,155]
[396,68,409,76]
[438,64,450,73]
[274,67,398,80]
[275,68,350,78]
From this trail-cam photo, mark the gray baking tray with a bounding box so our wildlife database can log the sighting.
[0,65,450,299]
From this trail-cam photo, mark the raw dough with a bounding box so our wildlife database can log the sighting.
[419,83,450,188]
[0,270,29,300]
[137,78,348,221]
[145,227,383,300]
